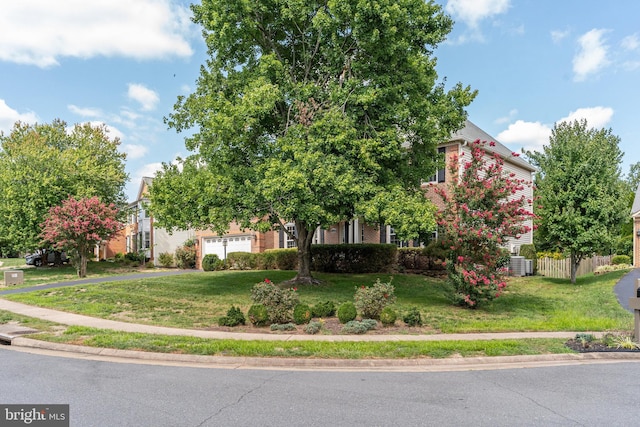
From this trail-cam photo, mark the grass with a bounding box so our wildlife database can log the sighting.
[0,260,161,289]
[4,269,633,333]
[30,325,573,359]
[0,258,26,268]
[1,268,634,359]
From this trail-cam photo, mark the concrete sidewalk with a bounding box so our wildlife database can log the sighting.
[0,298,591,342]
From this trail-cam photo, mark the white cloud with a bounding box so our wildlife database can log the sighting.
[495,109,518,124]
[496,106,614,155]
[128,83,160,111]
[68,104,102,118]
[0,0,193,68]
[122,144,149,160]
[445,0,510,28]
[497,120,551,154]
[558,106,614,128]
[573,29,610,81]
[622,34,639,51]
[87,121,125,141]
[551,29,570,44]
[0,99,39,134]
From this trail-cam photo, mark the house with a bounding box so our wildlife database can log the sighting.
[195,120,536,263]
[123,177,195,266]
[107,120,535,267]
[631,184,640,267]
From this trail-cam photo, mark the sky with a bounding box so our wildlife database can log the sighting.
[0,0,639,201]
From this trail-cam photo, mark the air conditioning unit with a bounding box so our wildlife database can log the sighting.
[510,256,526,277]
[524,259,533,276]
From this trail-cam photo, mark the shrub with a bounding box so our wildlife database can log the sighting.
[354,278,396,319]
[397,248,425,271]
[202,254,224,271]
[250,279,299,324]
[293,303,313,325]
[247,304,269,326]
[114,252,125,262]
[270,323,296,331]
[124,251,143,263]
[217,306,245,327]
[304,321,323,335]
[337,302,357,324]
[311,244,397,273]
[311,301,335,318]
[379,307,397,326]
[612,255,631,265]
[254,249,297,270]
[403,307,422,327]
[175,244,197,269]
[227,252,257,270]
[594,264,631,275]
[422,240,450,270]
[255,251,277,270]
[158,252,174,268]
[341,319,377,335]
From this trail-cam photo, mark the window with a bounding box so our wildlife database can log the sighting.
[389,227,409,248]
[429,147,446,183]
[285,223,297,248]
[144,231,150,249]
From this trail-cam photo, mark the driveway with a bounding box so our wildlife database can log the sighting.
[613,268,640,313]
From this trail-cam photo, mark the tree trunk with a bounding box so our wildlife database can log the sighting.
[287,220,320,285]
[570,252,580,284]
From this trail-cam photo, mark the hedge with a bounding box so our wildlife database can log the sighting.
[311,244,396,273]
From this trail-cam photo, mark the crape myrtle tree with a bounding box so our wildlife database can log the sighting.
[435,140,535,308]
[150,0,476,285]
[41,196,122,278]
[526,120,626,284]
[0,120,128,254]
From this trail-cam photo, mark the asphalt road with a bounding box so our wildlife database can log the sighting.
[2,347,639,426]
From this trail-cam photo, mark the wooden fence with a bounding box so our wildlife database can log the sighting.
[536,255,613,279]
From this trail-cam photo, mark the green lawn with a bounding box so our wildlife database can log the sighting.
[4,269,633,333]
[0,260,161,289]
[2,269,634,359]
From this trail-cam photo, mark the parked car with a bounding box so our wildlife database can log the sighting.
[25,250,69,267]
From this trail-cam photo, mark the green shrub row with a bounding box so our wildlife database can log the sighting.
[311,244,397,273]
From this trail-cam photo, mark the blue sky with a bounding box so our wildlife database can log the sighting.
[1,0,638,201]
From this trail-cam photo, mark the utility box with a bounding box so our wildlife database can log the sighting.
[3,270,24,286]
[524,259,533,276]
[629,279,640,344]
[510,256,526,277]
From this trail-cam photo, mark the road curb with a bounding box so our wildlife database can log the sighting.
[9,337,640,372]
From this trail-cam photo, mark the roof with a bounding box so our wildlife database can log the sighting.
[449,120,537,172]
[136,176,154,201]
[631,182,640,217]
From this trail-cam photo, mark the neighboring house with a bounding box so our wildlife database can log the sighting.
[631,184,640,267]
[105,120,535,267]
[123,177,194,266]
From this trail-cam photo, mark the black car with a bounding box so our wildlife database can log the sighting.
[25,251,69,267]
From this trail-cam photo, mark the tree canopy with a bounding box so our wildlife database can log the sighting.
[0,120,128,253]
[150,0,476,283]
[41,196,122,277]
[526,119,626,283]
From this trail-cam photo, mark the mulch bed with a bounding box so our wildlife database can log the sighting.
[564,339,640,353]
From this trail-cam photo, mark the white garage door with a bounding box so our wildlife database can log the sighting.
[202,235,252,260]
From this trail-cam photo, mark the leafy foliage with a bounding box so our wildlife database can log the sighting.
[526,120,626,283]
[217,306,246,327]
[150,0,476,284]
[311,244,397,273]
[250,279,299,324]
[436,140,535,307]
[293,303,313,325]
[304,321,323,335]
[311,301,336,318]
[158,252,174,268]
[337,302,357,324]
[247,304,269,327]
[354,278,396,319]
[202,254,224,271]
[175,242,197,269]
[40,196,122,278]
[379,307,398,326]
[341,319,377,334]
[0,120,127,253]
[402,307,423,327]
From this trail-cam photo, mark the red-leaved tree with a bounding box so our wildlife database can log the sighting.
[435,140,536,308]
[40,196,122,278]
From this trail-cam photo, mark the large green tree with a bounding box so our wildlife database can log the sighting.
[526,119,626,283]
[151,0,475,284]
[0,120,128,253]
